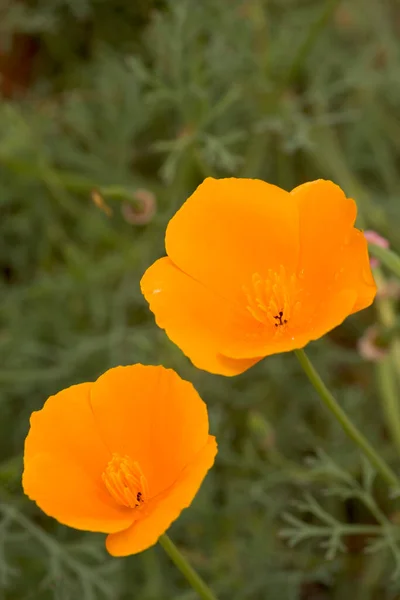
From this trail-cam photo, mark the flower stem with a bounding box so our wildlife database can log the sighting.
[281,0,342,91]
[369,243,400,280]
[294,348,400,490]
[158,534,219,600]
[377,357,400,457]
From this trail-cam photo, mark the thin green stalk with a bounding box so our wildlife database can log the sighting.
[307,107,400,481]
[158,534,219,600]
[294,348,400,490]
[373,272,400,450]
[281,0,342,90]
[354,553,386,600]
[307,121,400,447]
[0,155,161,205]
[281,524,386,538]
[374,269,400,388]
[369,243,400,280]
[241,0,341,179]
[377,358,400,457]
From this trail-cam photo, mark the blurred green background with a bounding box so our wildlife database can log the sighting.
[2,0,400,598]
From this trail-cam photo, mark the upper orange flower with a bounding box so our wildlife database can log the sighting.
[141,178,377,376]
[23,365,217,556]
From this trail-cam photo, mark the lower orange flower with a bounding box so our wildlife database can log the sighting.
[22,365,217,556]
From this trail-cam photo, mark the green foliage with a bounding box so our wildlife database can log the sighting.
[2,0,400,598]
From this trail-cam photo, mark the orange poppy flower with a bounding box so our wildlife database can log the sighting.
[141,178,377,376]
[23,365,217,556]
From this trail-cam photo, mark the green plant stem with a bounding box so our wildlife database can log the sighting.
[294,348,400,490]
[374,268,400,390]
[281,0,342,90]
[158,534,219,600]
[0,155,161,205]
[280,523,387,539]
[377,358,400,457]
[241,0,341,179]
[369,243,400,280]
[306,120,400,456]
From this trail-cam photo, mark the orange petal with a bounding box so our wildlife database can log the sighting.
[293,179,375,321]
[141,257,261,375]
[166,177,299,303]
[90,365,212,500]
[23,382,133,533]
[223,328,311,359]
[336,228,376,313]
[106,436,217,556]
[291,179,357,294]
[24,383,109,478]
[222,290,358,360]
[307,289,358,341]
[23,454,134,533]
[217,353,262,375]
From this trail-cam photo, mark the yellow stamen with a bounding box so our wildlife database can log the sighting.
[244,266,302,333]
[102,453,148,509]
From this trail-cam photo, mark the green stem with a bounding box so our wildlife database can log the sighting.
[0,155,161,205]
[377,358,400,457]
[241,0,341,180]
[369,243,400,280]
[374,269,400,387]
[281,524,387,538]
[294,348,400,490]
[281,0,342,90]
[158,534,219,600]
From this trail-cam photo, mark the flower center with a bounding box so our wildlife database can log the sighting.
[102,453,149,509]
[243,266,302,332]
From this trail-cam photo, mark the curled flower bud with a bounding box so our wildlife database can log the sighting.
[122,189,156,225]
